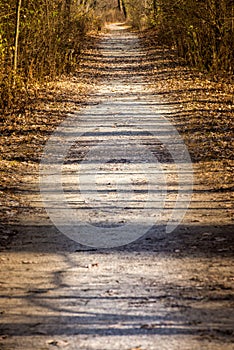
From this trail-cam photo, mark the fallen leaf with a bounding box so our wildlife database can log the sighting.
[47,339,69,347]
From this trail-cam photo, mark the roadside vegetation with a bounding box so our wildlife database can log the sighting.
[0,0,104,113]
[1,0,233,114]
[120,0,234,76]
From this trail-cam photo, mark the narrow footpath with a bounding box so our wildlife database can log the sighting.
[0,24,233,350]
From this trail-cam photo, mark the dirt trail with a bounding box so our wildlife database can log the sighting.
[0,24,233,350]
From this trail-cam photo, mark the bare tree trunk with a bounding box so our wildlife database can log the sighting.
[232,3,234,32]
[117,0,127,18]
[121,0,127,18]
[13,0,22,77]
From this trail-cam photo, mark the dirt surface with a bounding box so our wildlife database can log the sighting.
[0,23,233,349]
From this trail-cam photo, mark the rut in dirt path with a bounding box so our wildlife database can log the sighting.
[0,23,233,350]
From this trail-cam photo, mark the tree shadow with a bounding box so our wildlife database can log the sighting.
[0,221,233,257]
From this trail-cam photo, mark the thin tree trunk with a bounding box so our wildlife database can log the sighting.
[121,0,127,18]
[153,0,157,15]
[13,0,22,77]
[118,0,121,12]
[232,3,234,32]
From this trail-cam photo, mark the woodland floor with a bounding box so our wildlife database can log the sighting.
[0,23,233,349]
